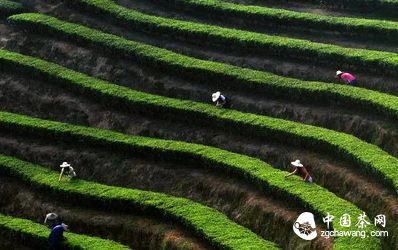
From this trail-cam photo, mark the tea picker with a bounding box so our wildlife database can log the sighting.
[58,162,77,181]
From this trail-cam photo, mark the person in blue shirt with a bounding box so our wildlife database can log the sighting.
[48,223,69,249]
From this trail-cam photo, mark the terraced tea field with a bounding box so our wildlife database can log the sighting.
[1,0,398,249]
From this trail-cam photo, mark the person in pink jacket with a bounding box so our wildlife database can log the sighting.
[335,70,358,86]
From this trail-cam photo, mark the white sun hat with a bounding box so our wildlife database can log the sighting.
[61,223,70,231]
[336,70,343,76]
[46,213,58,220]
[60,162,71,168]
[291,160,304,167]
[44,213,58,224]
[212,91,221,102]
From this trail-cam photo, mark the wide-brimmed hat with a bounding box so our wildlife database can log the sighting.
[291,160,303,167]
[336,70,343,76]
[61,223,70,231]
[60,162,71,168]
[46,213,58,220]
[212,91,221,102]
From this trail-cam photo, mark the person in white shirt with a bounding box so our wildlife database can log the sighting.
[59,162,77,181]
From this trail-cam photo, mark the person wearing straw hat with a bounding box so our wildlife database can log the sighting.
[44,212,59,228]
[58,162,77,181]
[48,223,69,249]
[284,159,313,183]
[211,91,230,108]
[335,70,358,86]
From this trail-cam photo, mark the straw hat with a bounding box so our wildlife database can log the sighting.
[212,91,221,102]
[291,160,304,167]
[61,223,69,231]
[336,70,343,76]
[60,162,71,168]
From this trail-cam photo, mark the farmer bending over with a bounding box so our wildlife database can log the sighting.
[335,70,358,86]
[212,91,230,108]
[284,159,313,183]
[48,223,69,249]
[59,162,77,181]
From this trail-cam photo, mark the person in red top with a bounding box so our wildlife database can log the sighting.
[335,70,358,86]
[284,159,313,183]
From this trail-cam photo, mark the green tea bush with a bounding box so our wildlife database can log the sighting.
[1,49,398,197]
[0,0,23,16]
[0,119,382,249]
[58,0,398,74]
[146,0,398,41]
[0,154,279,250]
[0,213,132,250]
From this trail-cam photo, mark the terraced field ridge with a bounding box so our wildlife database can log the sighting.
[0,112,382,249]
[69,0,398,42]
[0,152,281,250]
[9,10,398,78]
[0,213,132,250]
[10,13,398,118]
[1,0,397,249]
[2,49,398,191]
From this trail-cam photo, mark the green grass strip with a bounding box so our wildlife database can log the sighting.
[1,48,398,199]
[57,0,398,75]
[0,153,279,250]
[0,0,23,16]
[0,113,382,250]
[0,213,132,250]
[7,13,398,125]
[147,0,398,41]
